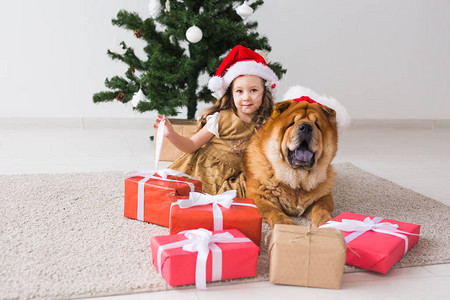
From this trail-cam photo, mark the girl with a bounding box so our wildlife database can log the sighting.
[154,45,279,197]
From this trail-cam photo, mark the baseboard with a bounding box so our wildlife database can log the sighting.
[0,117,152,130]
[1,117,449,129]
[349,119,450,129]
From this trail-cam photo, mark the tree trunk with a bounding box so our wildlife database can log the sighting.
[187,95,197,119]
[186,44,201,119]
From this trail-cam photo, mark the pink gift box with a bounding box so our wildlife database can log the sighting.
[150,228,259,288]
[322,212,421,273]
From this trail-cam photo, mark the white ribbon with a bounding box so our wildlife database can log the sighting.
[320,216,420,254]
[125,118,198,221]
[156,228,251,289]
[125,168,194,180]
[170,190,257,230]
[154,118,166,170]
[127,174,195,222]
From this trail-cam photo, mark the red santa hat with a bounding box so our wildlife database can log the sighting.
[283,85,351,131]
[208,45,279,99]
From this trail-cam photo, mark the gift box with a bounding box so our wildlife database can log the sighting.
[151,228,259,288]
[169,190,262,246]
[269,224,346,289]
[154,118,197,161]
[124,171,202,227]
[320,212,421,273]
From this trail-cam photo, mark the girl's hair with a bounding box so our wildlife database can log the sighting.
[196,79,274,132]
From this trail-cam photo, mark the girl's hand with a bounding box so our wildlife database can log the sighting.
[153,114,214,154]
[153,114,174,138]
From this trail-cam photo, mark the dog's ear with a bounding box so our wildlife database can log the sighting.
[272,100,293,118]
[321,105,337,127]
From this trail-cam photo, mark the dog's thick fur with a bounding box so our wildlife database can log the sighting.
[243,100,338,228]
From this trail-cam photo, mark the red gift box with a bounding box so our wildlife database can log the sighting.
[150,228,259,288]
[321,212,421,273]
[124,171,202,227]
[169,191,262,246]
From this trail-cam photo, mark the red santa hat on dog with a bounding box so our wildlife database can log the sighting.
[208,45,279,99]
[283,85,351,131]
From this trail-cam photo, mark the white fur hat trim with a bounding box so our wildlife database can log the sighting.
[208,60,279,99]
[283,85,351,131]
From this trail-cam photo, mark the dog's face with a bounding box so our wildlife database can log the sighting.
[276,101,337,170]
[262,100,338,188]
[244,99,339,227]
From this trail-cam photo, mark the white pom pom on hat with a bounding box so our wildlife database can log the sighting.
[207,76,225,99]
[208,45,279,99]
[283,85,351,131]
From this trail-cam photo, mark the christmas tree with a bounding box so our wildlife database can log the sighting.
[93,0,286,119]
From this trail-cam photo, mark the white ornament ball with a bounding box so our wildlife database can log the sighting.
[236,2,253,19]
[148,0,161,19]
[131,88,148,108]
[186,25,203,43]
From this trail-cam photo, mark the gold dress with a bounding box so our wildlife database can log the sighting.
[169,109,254,198]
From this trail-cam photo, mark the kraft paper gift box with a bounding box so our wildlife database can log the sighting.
[151,228,259,289]
[169,190,262,246]
[154,118,197,162]
[124,171,202,227]
[269,224,346,289]
[320,212,421,274]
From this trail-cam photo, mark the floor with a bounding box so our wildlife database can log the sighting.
[0,118,449,300]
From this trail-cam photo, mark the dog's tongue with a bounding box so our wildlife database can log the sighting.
[294,148,313,162]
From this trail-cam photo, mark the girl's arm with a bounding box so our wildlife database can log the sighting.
[153,114,214,154]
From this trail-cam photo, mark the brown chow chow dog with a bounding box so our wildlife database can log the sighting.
[243,99,338,228]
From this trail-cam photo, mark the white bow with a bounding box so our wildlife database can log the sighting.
[178,190,236,209]
[320,217,420,254]
[171,190,254,231]
[323,217,400,232]
[156,228,251,289]
[125,168,194,180]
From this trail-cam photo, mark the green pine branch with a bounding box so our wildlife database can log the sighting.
[112,10,143,31]
[93,91,117,103]
[94,0,287,119]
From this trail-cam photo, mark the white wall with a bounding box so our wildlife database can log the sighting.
[0,0,449,120]
[257,0,450,120]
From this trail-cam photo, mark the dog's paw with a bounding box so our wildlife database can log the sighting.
[266,213,296,228]
[310,212,332,227]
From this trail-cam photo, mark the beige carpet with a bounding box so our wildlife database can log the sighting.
[1,163,449,299]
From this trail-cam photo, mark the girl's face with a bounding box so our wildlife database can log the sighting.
[232,75,265,123]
